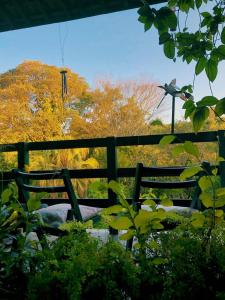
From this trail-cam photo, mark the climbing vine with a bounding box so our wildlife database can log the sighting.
[138,0,225,131]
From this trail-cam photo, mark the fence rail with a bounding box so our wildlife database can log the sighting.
[1,130,225,204]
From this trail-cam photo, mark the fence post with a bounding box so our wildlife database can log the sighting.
[17,142,29,202]
[18,142,29,170]
[107,137,118,202]
[218,130,225,187]
[107,137,118,235]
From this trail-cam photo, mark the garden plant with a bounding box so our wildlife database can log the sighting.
[0,0,225,299]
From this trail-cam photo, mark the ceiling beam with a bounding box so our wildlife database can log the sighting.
[0,0,167,33]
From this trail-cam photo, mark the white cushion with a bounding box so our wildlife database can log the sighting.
[37,204,102,228]
[142,204,197,214]
[86,229,127,247]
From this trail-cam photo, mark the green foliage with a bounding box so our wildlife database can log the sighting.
[59,220,93,232]
[183,99,196,119]
[27,192,47,212]
[0,184,42,299]
[25,219,225,300]
[205,59,218,82]
[157,227,225,300]
[197,96,218,107]
[138,0,225,128]
[150,118,163,126]
[159,135,175,146]
[102,180,186,249]
[164,39,175,59]
[180,165,202,180]
[215,98,225,116]
[183,141,199,158]
[27,232,139,300]
[195,56,207,75]
[0,177,224,299]
[87,180,108,199]
[192,107,210,133]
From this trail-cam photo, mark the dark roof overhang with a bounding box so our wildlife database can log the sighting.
[0,0,166,32]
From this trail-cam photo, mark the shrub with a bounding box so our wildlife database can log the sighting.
[27,231,139,300]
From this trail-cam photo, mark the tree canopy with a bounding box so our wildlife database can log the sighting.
[0,61,162,142]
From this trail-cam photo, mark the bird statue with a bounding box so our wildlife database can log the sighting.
[153,79,193,133]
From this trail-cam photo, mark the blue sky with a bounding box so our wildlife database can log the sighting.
[0,4,224,122]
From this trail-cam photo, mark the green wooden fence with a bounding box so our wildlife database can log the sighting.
[1,130,225,205]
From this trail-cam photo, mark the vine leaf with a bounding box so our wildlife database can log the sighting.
[180,166,203,180]
[192,107,209,132]
[199,192,213,208]
[191,213,205,228]
[215,98,225,116]
[160,198,173,207]
[195,57,206,75]
[110,216,133,230]
[205,59,218,82]
[172,145,185,156]
[183,141,199,158]
[196,0,202,9]
[183,99,196,119]
[198,176,212,192]
[102,205,125,215]
[216,45,225,60]
[119,229,135,240]
[163,40,175,59]
[166,10,177,31]
[197,96,218,107]
[159,135,175,146]
[215,210,224,218]
[221,27,225,44]
[215,198,225,208]
[159,32,171,44]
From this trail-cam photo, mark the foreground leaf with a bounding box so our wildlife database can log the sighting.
[102,205,126,215]
[184,141,199,158]
[215,210,224,218]
[180,166,203,180]
[159,135,175,146]
[199,192,213,208]
[110,216,133,230]
[195,57,206,75]
[198,176,212,191]
[143,199,157,208]
[191,213,205,228]
[163,39,175,59]
[192,107,209,132]
[205,59,218,82]
[172,145,185,156]
[197,96,218,107]
[221,27,225,44]
[119,229,135,240]
[160,198,173,207]
[215,98,225,116]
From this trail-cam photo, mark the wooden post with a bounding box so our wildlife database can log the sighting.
[171,95,175,134]
[18,142,29,170]
[107,137,118,235]
[218,130,225,187]
[107,137,118,203]
[17,142,29,202]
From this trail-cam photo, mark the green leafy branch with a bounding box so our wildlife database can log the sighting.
[161,135,225,250]
[101,180,184,251]
[138,0,225,131]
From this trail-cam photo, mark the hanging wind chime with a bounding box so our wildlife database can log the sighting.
[60,69,68,100]
[58,23,69,101]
